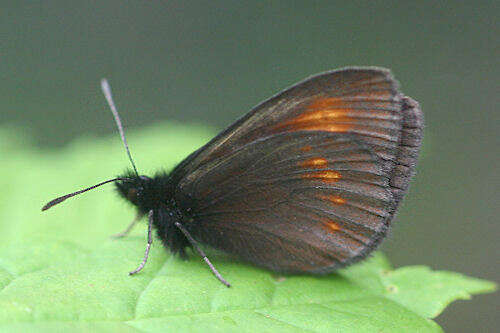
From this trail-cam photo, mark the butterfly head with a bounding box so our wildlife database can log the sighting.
[115,170,173,214]
[115,172,155,213]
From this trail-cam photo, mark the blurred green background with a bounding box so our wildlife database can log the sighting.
[1,1,497,331]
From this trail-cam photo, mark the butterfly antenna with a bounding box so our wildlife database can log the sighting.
[41,177,129,211]
[100,78,139,177]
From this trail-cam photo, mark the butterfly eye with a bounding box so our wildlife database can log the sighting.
[127,188,139,202]
[137,186,144,197]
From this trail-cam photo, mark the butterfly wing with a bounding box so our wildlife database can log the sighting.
[172,67,423,273]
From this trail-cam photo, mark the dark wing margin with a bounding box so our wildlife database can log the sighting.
[171,67,424,273]
[390,97,424,207]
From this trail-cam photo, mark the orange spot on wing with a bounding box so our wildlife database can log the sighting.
[292,123,353,133]
[307,97,350,110]
[275,97,354,133]
[318,194,347,205]
[302,170,341,183]
[322,218,341,233]
[331,196,347,204]
[300,145,312,152]
[299,157,328,168]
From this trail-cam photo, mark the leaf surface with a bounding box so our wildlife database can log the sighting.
[0,125,495,332]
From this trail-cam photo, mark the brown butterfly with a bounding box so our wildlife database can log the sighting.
[43,67,424,287]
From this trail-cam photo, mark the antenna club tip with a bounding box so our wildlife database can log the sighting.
[101,78,109,88]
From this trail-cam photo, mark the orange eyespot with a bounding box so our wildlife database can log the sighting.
[322,218,341,233]
[275,97,354,133]
[318,194,347,205]
[294,123,353,133]
[307,97,351,111]
[302,170,341,183]
[299,157,328,168]
[330,196,346,204]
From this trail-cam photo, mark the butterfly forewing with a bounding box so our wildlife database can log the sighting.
[172,67,423,273]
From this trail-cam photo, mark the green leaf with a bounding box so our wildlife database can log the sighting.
[0,124,496,332]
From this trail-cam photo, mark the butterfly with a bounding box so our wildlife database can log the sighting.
[43,67,424,287]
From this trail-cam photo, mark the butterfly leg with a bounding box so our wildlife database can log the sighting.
[111,212,141,239]
[178,247,189,260]
[129,210,154,275]
[174,222,231,287]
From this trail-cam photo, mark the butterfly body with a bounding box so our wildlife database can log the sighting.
[115,172,190,257]
[113,67,423,276]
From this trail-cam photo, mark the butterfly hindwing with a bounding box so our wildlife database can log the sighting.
[172,67,423,272]
[179,132,394,272]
